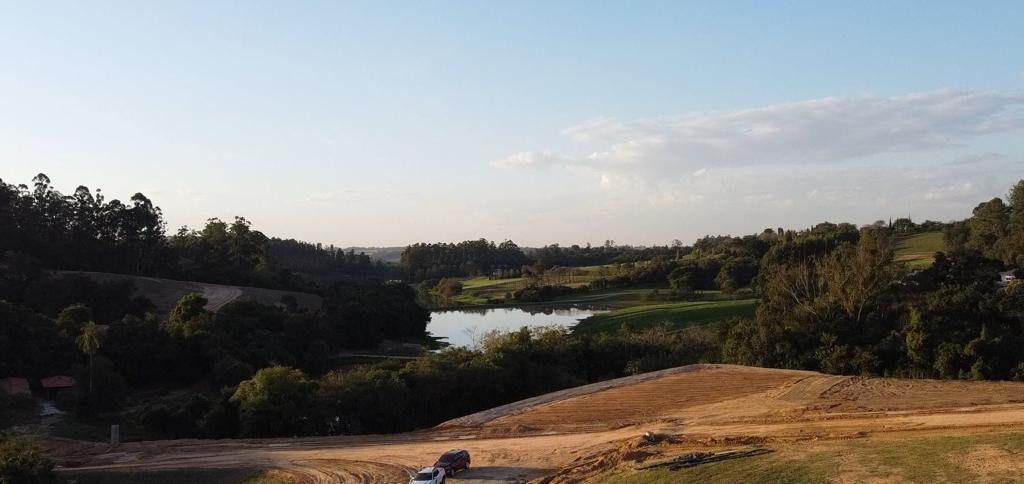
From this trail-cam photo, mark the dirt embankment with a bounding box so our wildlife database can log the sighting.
[53,364,1024,483]
[63,271,322,314]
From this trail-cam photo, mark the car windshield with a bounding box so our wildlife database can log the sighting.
[415,472,433,480]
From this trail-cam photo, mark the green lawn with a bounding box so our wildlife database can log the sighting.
[598,431,1024,484]
[894,231,945,269]
[573,298,756,334]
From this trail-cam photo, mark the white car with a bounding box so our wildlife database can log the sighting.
[410,466,446,484]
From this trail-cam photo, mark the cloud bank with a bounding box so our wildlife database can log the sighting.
[496,89,1024,178]
[490,89,1024,239]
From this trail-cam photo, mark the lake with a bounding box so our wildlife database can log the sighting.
[428,306,607,347]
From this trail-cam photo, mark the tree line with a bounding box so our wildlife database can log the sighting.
[400,239,529,281]
[724,180,1024,380]
[0,174,395,291]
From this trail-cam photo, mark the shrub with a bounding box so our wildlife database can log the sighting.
[232,366,316,437]
[0,435,55,484]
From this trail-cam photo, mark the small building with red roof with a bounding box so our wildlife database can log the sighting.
[0,377,31,396]
[40,375,76,399]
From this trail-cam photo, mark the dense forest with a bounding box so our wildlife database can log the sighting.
[721,180,1024,379]
[400,239,530,280]
[0,174,430,449]
[0,174,397,290]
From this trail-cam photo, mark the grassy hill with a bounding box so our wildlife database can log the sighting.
[64,271,323,314]
[573,298,756,334]
[894,231,946,269]
[452,265,633,305]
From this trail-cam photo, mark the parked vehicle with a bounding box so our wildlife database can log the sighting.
[434,449,471,475]
[410,466,445,484]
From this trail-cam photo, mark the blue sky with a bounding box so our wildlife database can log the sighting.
[1,1,1022,246]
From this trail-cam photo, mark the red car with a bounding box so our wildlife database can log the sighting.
[433,449,470,475]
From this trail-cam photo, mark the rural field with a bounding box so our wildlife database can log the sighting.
[451,265,629,306]
[55,364,1024,483]
[893,231,946,269]
[572,299,756,333]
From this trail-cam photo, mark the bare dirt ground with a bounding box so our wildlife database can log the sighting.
[51,364,1024,483]
[63,271,322,314]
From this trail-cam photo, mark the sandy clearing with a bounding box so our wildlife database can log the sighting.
[55,364,1024,483]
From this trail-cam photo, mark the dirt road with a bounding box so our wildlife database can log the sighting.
[53,365,1024,482]
[62,271,322,314]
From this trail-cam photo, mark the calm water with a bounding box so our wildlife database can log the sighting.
[429,306,607,347]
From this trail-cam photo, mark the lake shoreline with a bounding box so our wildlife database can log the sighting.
[427,306,609,347]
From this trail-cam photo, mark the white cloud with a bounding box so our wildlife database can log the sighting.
[499,89,1024,178]
[492,150,566,169]
[489,89,1024,239]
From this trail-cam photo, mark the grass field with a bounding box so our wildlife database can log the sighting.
[894,231,946,269]
[599,431,1024,483]
[573,298,756,334]
[452,277,526,305]
[452,264,653,306]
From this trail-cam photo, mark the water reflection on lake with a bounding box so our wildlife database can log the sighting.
[429,306,608,347]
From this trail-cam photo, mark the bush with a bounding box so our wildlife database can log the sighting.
[212,357,255,388]
[74,356,126,417]
[232,367,316,437]
[0,435,55,484]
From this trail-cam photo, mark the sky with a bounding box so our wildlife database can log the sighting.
[1,1,1022,247]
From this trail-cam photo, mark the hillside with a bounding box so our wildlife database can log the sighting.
[894,231,946,269]
[62,271,322,314]
[344,246,405,264]
[573,299,756,333]
[56,364,1024,483]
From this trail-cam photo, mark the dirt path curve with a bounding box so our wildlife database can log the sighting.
[54,365,1024,483]
[199,284,244,311]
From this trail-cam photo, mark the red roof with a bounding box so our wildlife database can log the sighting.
[0,377,31,396]
[40,375,76,389]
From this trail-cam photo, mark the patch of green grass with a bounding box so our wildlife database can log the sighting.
[599,431,1024,484]
[896,231,946,253]
[573,299,756,334]
[550,285,663,308]
[603,452,833,484]
[895,231,945,268]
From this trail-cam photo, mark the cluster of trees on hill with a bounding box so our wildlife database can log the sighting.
[127,325,717,438]
[266,239,401,284]
[582,225,851,298]
[0,174,395,290]
[400,239,694,282]
[944,182,1024,267]
[400,239,529,280]
[0,258,429,421]
[0,174,171,276]
[723,180,1024,380]
[529,242,689,271]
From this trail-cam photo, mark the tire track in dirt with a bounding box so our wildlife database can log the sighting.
[54,364,1024,482]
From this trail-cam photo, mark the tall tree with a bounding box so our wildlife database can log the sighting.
[76,321,101,393]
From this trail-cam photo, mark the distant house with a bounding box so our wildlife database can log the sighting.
[999,271,1017,287]
[0,377,31,396]
[39,375,75,399]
